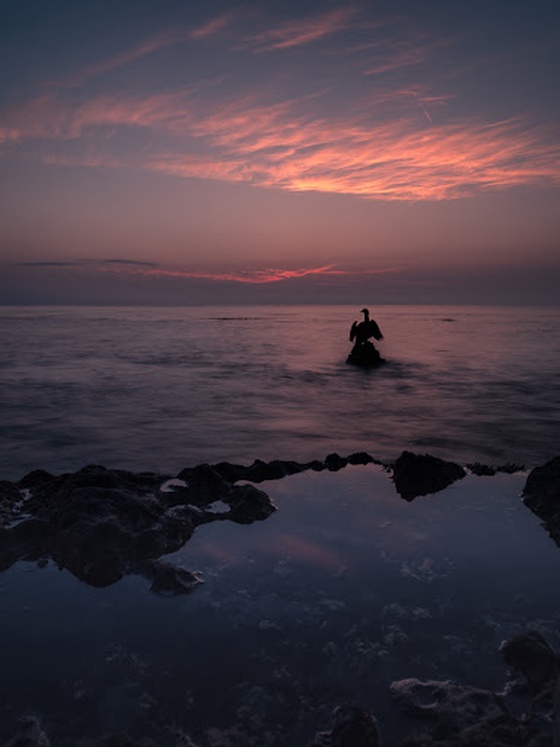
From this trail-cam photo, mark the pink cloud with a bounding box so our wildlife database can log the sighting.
[99,262,403,284]
[145,102,560,200]
[363,47,433,76]
[247,7,357,52]
[3,79,559,202]
[48,31,188,90]
[105,264,346,284]
[190,10,237,39]
[42,10,236,90]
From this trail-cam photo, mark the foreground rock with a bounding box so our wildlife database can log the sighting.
[0,463,275,592]
[1,716,50,747]
[523,455,560,546]
[388,629,560,746]
[390,679,528,746]
[0,453,384,593]
[391,452,466,501]
[310,704,380,746]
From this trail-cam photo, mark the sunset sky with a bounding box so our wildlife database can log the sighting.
[1,0,559,304]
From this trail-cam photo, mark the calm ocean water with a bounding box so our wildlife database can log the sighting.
[1,304,559,480]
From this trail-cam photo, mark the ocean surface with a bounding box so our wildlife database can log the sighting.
[2,304,560,745]
[1,304,559,480]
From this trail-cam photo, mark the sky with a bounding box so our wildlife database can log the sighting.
[1,0,559,305]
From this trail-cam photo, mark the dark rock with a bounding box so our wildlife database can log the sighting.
[0,480,21,504]
[246,458,305,482]
[307,460,327,472]
[392,451,466,501]
[140,560,202,596]
[219,458,305,483]
[0,462,273,592]
[212,461,252,483]
[346,341,385,368]
[523,456,560,522]
[17,469,55,491]
[325,453,348,472]
[310,704,380,746]
[467,462,524,476]
[496,462,525,474]
[500,630,559,693]
[226,483,276,524]
[466,462,497,476]
[171,464,230,506]
[347,452,376,466]
[390,678,529,746]
[522,456,560,547]
[1,715,50,746]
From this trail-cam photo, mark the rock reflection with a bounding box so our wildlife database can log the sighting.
[0,463,275,592]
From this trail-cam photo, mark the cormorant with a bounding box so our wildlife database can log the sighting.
[349,308,383,348]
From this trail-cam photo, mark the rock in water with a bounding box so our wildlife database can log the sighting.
[392,451,466,501]
[310,704,380,746]
[346,342,385,368]
[522,456,560,546]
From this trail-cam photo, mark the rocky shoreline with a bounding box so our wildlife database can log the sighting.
[1,452,560,746]
[0,450,537,594]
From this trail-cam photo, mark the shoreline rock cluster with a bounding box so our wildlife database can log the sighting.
[312,628,560,746]
[1,450,557,596]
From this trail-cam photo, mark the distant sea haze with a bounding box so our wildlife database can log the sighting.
[1,304,559,481]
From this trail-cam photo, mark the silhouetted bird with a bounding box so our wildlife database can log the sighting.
[349,308,383,347]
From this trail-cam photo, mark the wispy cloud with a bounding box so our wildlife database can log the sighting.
[191,10,237,40]
[147,100,560,199]
[16,259,393,285]
[246,7,358,52]
[49,31,187,90]
[103,258,158,267]
[2,5,559,203]
[108,263,346,284]
[3,85,559,200]
[18,261,85,267]
[18,258,159,268]
[44,10,238,90]
[362,42,443,76]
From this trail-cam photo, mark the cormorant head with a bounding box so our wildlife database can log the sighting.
[361,308,369,318]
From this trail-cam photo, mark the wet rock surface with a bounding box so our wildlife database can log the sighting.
[1,716,51,747]
[0,463,275,591]
[523,456,560,545]
[391,452,466,501]
[390,679,529,746]
[346,341,385,368]
[309,704,380,746]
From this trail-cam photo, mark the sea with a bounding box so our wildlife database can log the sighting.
[1,304,559,480]
[1,304,560,746]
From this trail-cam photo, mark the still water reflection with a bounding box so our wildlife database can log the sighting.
[1,465,559,745]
